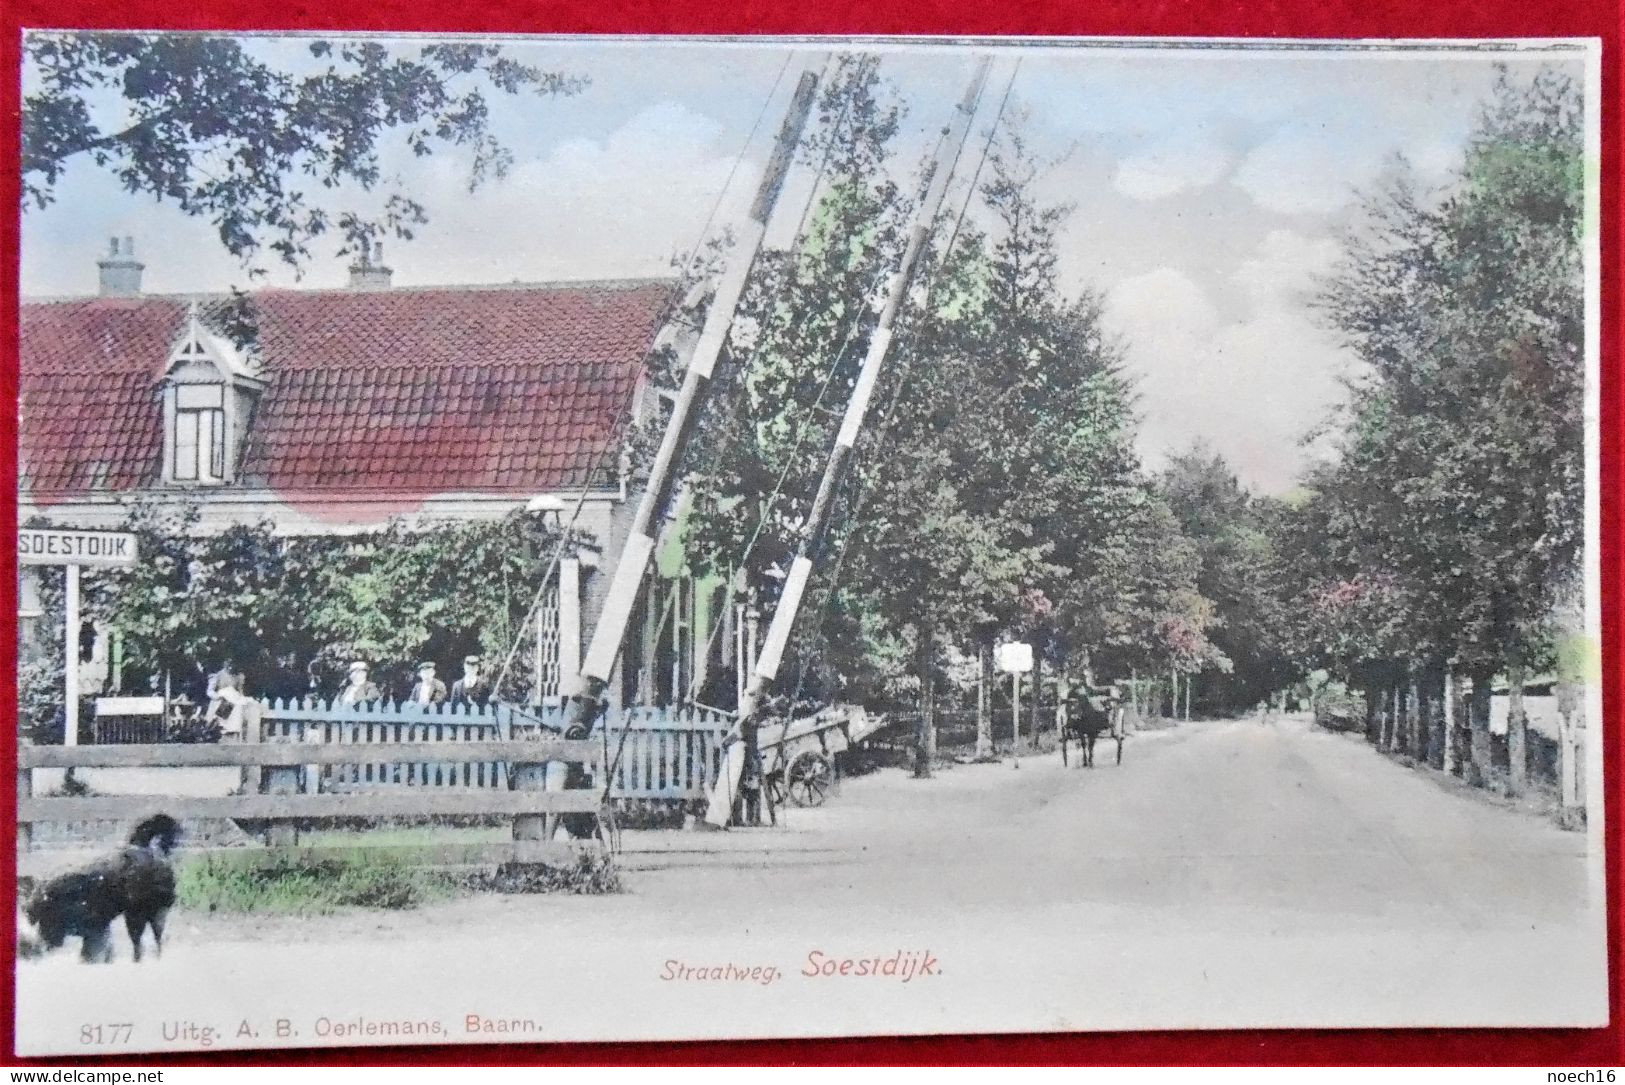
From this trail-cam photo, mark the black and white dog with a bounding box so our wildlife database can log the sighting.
[20,814,181,963]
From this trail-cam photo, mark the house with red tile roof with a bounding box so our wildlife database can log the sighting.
[18,241,724,710]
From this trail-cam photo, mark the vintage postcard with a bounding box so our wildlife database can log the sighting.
[11,32,1608,1056]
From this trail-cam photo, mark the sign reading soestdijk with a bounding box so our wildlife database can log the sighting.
[19,528,139,567]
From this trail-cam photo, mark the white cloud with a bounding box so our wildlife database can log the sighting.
[22,101,763,296]
[1232,228,1342,312]
[1230,128,1367,217]
[1113,130,1231,201]
[1231,122,1470,219]
[1105,236,1354,493]
[397,101,759,286]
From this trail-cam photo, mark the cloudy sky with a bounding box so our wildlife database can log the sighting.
[20,37,1586,494]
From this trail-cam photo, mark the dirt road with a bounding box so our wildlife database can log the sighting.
[16,715,1608,1054]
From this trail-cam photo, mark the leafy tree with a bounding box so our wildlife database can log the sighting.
[23,32,584,274]
[675,55,911,710]
[283,514,569,699]
[1299,65,1585,786]
[82,502,296,700]
[59,501,568,705]
[1157,445,1291,711]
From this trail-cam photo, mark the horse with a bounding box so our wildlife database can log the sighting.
[1062,693,1122,767]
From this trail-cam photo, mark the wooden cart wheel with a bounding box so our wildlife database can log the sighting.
[787,750,833,807]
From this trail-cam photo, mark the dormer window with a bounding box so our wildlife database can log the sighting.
[160,301,264,487]
[174,384,227,482]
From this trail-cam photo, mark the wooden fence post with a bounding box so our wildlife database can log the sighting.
[512,757,550,844]
[258,704,301,847]
[18,761,32,855]
[507,709,566,843]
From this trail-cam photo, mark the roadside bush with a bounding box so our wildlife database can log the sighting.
[465,852,622,895]
[19,659,64,745]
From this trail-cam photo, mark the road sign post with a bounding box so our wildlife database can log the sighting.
[996,642,1033,765]
[63,565,79,745]
[19,529,139,747]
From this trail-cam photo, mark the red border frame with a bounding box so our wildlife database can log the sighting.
[2,0,1619,1067]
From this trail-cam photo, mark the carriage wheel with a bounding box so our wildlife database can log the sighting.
[786,751,833,807]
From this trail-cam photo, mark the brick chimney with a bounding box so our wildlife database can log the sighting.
[348,240,393,290]
[97,236,144,296]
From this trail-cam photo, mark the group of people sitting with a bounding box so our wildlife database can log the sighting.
[200,654,498,733]
[332,655,495,709]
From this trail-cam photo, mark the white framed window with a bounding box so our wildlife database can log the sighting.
[173,384,226,483]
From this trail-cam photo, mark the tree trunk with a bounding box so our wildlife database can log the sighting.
[1030,654,1043,746]
[1130,666,1140,717]
[1383,681,1396,750]
[1397,678,1410,753]
[1553,591,1585,824]
[1557,676,1581,818]
[1057,673,1071,749]
[1168,667,1178,719]
[1427,666,1446,770]
[976,641,994,760]
[1363,675,1381,745]
[1467,666,1493,787]
[1446,667,1466,776]
[1184,675,1192,720]
[1406,675,1421,761]
[1506,660,1528,797]
[914,629,934,779]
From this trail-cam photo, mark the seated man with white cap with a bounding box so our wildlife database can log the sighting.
[336,661,381,708]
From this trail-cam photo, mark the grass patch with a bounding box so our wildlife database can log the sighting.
[178,852,459,916]
[179,840,623,913]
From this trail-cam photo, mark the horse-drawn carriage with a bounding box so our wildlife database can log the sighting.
[1060,685,1126,767]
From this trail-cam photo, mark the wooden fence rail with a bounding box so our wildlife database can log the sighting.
[17,734,605,866]
[17,700,735,862]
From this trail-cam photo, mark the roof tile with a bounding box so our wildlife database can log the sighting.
[21,281,671,504]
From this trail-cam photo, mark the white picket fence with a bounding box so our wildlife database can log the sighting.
[257,699,732,802]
